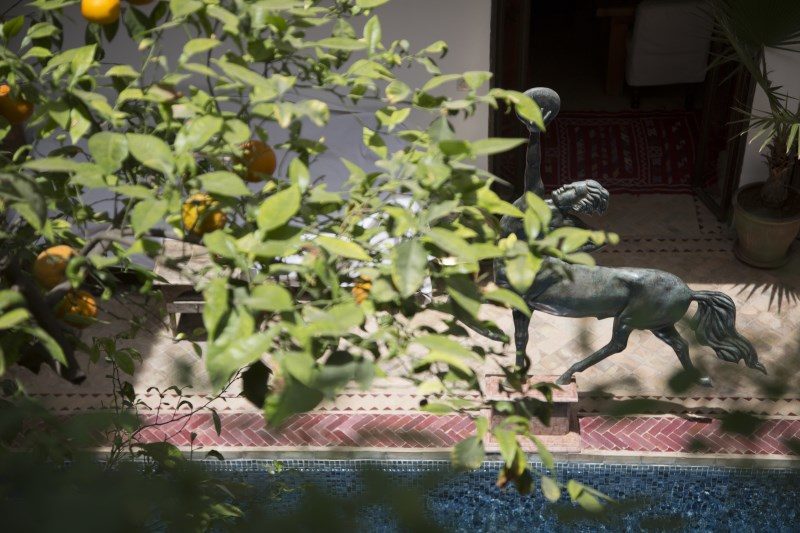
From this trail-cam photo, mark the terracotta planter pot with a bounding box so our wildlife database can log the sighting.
[732,183,800,268]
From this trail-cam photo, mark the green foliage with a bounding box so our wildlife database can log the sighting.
[0,0,615,514]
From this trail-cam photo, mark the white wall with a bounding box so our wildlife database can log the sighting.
[6,0,492,192]
[377,0,491,146]
[739,47,800,186]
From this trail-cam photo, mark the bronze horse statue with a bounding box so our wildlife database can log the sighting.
[494,88,765,386]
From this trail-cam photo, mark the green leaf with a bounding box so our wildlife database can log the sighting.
[0,291,24,311]
[416,334,476,361]
[88,132,128,174]
[445,275,482,318]
[302,303,364,337]
[505,252,542,293]
[314,37,367,51]
[105,64,140,79]
[180,37,220,63]
[170,0,204,18]
[22,326,67,366]
[471,137,526,156]
[316,235,371,261]
[477,187,524,217]
[391,240,427,298]
[439,139,471,157]
[541,476,561,502]
[363,15,381,53]
[420,402,455,414]
[288,158,310,191]
[484,287,530,316]
[494,428,518,466]
[264,376,323,426]
[126,133,175,177]
[385,80,410,103]
[530,434,555,470]
[217,59,272,90]
[23,157,84,173]
[0,308,30,330]
[174,115,223,152]
[513,91,544,131]
[207,332,273,390]
[422,74,462,93]
[525,192,552,236]
[246,283,294,312]
[356,0,389,7]
[130,198,167,237]
[416,350,473,376]
[427,228,476,261]
[452,436,484,470]
[203,278,229,340]
[198,171,251,197]
[2,16,25,40]
[463,70,492,89]
[203,231,238,259]
[112,350,135,375]
[257,185,301,231]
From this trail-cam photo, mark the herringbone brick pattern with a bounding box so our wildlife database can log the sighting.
[136,412,476,448]
[581,416,800,455]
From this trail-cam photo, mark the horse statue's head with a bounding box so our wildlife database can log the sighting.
[552,179,610,216]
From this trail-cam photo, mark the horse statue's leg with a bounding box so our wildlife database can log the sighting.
[512,309,532,375]
[651,325,713,387]
[556,319,632,385]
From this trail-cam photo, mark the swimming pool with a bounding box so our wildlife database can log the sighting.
[205,459,800,531]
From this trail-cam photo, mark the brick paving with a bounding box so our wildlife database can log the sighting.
[130,410,800,457]
[580,416,800,455]
[136,412,476,449]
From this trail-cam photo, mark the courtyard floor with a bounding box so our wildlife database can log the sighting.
[11,194,800,462]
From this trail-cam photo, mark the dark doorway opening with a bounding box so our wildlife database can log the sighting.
[489,0,753,220]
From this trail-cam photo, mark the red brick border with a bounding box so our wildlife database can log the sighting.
[137,412,475,449]
[580,416,800,455]
[134,412,800,456]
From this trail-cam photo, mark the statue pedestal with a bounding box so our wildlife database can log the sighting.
[482,374,581,453]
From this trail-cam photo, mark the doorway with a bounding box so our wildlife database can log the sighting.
[489,0,753,220]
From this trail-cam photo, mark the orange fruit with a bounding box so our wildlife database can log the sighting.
[33,245,77,290]
[182,193,227,235]
[352,276,372,304]
[56,290,98,329]
[241,140,276,182]
[0,84,34,125]
[81,0,121,24]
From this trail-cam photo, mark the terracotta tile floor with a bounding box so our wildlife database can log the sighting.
[10,195,800,439]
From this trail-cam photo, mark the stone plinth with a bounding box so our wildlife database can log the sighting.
[483,375,581,453]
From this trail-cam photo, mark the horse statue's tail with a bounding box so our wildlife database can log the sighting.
[689,291,766,374]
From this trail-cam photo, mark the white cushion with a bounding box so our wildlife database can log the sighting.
[626,0,713,87]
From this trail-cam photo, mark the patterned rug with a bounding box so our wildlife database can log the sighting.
[541,110,699,194]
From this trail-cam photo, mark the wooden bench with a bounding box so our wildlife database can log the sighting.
[152,239,213,335]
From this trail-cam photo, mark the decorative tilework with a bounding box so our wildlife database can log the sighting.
[199,459,800,531]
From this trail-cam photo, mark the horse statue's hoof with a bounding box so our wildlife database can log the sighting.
[699,376,714,388]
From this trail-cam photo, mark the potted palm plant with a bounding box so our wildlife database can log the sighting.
[711,0,800,268]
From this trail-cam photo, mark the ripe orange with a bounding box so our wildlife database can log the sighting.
[352,276,372,304]
[241,140,277,182]
[33,245,77,290]
[57,289,98,329]
[81,0,121,24]
[182,193,227,236]
[0,84,34,125]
